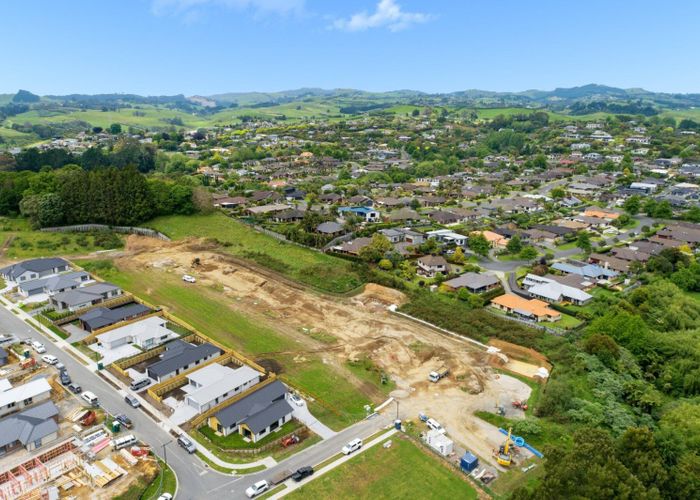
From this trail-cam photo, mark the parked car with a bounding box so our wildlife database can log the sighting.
[291,466,314,482]
[124,394,140,408]
[116,414,133,429]
[177,435,196,454]
[81,391,99,407]
[41,354,58,365]
[157,494,173,500]
[20,337,32,345]
[245,480,269,498]
[426,418,446,434]
[182,274,196,283]
[31,341,46,353]
[68,383,82,394]
[289,393,304,407]
[0,335,14,345]
[60,370,71,385]
[55,362,66,371]
[342,438,363,455]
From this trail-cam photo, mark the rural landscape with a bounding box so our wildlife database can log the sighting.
[2,1,700,499]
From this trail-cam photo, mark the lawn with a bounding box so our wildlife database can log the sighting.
[198,420,301,449]
[114,457,176,500]
[554,312,582,330]
[0,218,124,259]
[286,436,477,500]
[77,259,376,430]
[147,213,363,294]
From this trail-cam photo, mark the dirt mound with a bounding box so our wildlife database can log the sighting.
[356,283,408,306]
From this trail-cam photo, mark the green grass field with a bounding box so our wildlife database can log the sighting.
[286,436,477,500]
[77,258,374,430]
[0,218,124,259]
[147,213,363,294]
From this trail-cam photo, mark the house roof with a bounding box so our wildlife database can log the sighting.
[0,258,69,280]
[388,208,420,221]
[244,398,294,434]
[551,261,618,279]
[95,316,171,345]
[335,237,372,255]
[491,294,560,319]
[525,276,592,303]
[18,271,90,294]
[214,380,290,429]
[79,303,151,331]
[0,401,58,448]
[0,378,51,409]
[51,283,120,307]
[148,341,221,378]
[418,255,448,267]
[316,221,344,234]
[444,272,499,290]
[187,364,260,406]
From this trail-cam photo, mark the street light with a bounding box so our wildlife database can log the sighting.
[162,440,172,466]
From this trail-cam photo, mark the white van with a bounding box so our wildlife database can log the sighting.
[31,341,46,353]
[426,418,446,434]
[81,391,99,407]
[130,377,151,391]
[112,434,137,450]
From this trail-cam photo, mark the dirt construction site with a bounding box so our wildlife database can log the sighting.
[118,236,547,464]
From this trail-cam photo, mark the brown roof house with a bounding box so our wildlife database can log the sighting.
[416,255,450,278]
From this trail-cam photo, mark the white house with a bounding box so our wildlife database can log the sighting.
[0,378,52,418]
[95,316,178,350]
[426,229,468,247]
[184,364,261,414]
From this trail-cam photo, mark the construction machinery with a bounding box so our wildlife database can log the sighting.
[512,400,528,411]
[428,367,449,383]
[496,427,513,467]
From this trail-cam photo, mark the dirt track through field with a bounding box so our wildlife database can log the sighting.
[119,236,538,464]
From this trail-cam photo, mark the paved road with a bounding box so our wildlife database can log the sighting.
[0,305,392,499]
[0,305,214,499]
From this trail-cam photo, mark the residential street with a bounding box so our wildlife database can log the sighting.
[0,304,393,499]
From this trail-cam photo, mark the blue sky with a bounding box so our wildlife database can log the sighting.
[4,0,700,95]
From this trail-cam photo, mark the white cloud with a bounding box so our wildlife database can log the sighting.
[332,0,433,32]
[152,0,305,19]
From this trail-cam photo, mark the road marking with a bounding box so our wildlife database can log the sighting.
[199,469,208,476]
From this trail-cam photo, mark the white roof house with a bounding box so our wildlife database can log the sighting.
[523,274,593,305]
[96,316,178,350]
[426,229,468,247]
[0,378,52,418]
[185,364,261,413]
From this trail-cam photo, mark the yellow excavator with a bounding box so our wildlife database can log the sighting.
[496,427,513,467]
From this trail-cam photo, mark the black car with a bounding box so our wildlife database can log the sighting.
[68,383,82,394]
[115,414,133,429]
[59,370,71,385]
[291,466,314,482]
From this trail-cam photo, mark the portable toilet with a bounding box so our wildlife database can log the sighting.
[460,451,479,473]
[394,419,402,430]
[111,421,121,433]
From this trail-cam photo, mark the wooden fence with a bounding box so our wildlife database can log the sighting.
[40,224,170,241]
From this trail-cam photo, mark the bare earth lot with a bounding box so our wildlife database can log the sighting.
[118,236,537,464]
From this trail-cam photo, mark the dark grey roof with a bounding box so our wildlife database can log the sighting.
[0,347,7,360]
[0,258,68,280]
[0,401,58,448]
[244,399,294,434]
[148,341,221,378]
[316,221,344,234]
[444,272,499,290]
[214,380,289,429]
[79,303,151,331]
[51,283,120,307]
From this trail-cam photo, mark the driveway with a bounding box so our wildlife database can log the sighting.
[291,400,336,440]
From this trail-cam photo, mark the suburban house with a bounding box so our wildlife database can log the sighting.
[417,255,449,278]
[17,271,91,298]
[522,274,593,305]
[50,283,123,312]
[387,207,421,223]
[428,211,462,225]
[271,209,305,223]
[338,206,380,223]
[474,230,508,249]
[426,229,468,248]
[490,294,561,322]
[0,401,59,456]
[316,221,344,235]
[147,340,222,383]
[0,258,70,285]
[551,260,619,281]
[79,303,152,332]
[207,380,294,443]
[588,253,631,274]
[184,364,261,414]
[332,237,372,256]
[0,378,52,418]
[95,316,178,350]
[443,272,500,293]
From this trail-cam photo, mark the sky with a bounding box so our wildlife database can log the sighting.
[4,0,700,96]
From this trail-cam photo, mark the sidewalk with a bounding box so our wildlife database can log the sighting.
[269,427,398,499]
[0,297,277,471]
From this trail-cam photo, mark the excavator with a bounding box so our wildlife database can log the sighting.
[496,427,513,467]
